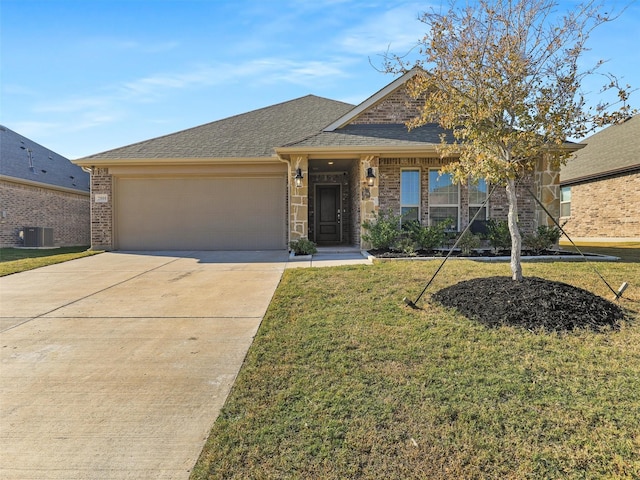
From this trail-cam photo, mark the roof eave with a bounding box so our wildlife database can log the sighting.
[275,144,443,160]
[72,156,282,168]
[0,174,90,195]
[560,164,640,186]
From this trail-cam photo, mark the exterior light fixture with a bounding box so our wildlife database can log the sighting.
[366,167,376,187]
[294,168,304,188]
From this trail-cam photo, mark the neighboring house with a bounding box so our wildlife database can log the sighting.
[73,70,573,251]
[0,126,90,248]
[560,115,640,245]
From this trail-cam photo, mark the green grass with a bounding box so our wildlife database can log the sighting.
[562,246,640,263]
[192,260,640,479]
[0,246,101,276]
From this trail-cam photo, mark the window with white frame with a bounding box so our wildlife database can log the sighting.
[400,169,420,224]
[429,169,459,230]
[468,178,488,221]
[560,186,571,217]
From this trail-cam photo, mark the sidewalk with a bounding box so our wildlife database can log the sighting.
[286,247,372,269]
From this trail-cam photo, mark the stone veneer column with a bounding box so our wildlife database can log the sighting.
[90,167,114,250]
[289,155,309,241]
[534,154,560,228]
[359,155,379,249]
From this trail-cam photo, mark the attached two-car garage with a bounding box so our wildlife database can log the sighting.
[112,166,287,250]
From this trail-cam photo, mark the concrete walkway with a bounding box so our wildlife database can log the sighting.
[286,247,373,269]
[0,251,287,480]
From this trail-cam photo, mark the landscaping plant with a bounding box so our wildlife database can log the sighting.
[362,209,401,249]
[486,218,512,252]
[405,220,447,251]
[524,224,563,254]
[456,230,482,255]
[289,238,318,256]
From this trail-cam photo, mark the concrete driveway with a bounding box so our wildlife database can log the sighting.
[0,251,288,480]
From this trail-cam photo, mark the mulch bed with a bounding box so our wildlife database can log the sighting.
[431,276,627,332]
[368,249,583,258]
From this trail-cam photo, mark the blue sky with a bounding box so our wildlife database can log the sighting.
[2,0,639,159]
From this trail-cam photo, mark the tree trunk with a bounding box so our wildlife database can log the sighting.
[505,178,523,281]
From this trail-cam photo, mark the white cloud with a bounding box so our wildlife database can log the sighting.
[338,3,428,57]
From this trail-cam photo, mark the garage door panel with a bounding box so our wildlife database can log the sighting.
[115,177,286,250]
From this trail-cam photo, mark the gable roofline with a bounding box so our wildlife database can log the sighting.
[323,68,421,132]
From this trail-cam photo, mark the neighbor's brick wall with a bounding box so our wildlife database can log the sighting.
[90,168,114,250]
[377,158,537,234]
[562,171,640,240]
[351,86,424,124]
[0,179,90,247]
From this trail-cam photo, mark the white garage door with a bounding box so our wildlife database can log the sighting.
[115,176,286,250]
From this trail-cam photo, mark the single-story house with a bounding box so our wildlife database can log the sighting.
[0,125,90,248]
[73,70,573,251]
[560,115,639,245]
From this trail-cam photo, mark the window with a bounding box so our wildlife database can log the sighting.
[429,169,459,230]
[560,186,571,217]
[469,178,488,221]
[400,169,420,224]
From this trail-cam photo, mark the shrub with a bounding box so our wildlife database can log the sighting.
[486,219,512,252]
[405,220,447,250]
[457,230,482,255]
[362,209,401,249]
[289,238,318,255]
[391,236,417,256]
[523,224,563,254]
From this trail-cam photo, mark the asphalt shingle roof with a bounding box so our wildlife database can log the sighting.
[0,125,90,192]
[283,123,453,148]
[81,95,355,160]
[561,115,640,184]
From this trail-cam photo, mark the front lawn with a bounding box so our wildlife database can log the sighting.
[192,260,639,479]
[0,246,101,276]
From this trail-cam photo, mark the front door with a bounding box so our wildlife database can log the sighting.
[316,185,341,243]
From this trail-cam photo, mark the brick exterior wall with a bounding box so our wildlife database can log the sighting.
[489,174,536,234]
[90,168,114,250]
[351,87,424,124]
[0,179,90,247]
[377,158,537,234]
[561,171,640,241]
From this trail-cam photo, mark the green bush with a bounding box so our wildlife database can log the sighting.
[362,209,401,249]
[486,219,512,252]
[391,236,417,256]
[405,220,447,250]
[289,238,318,255]
[456,230,482,255]
[523,225,563,254]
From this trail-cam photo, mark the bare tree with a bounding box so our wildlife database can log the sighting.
[385,0,635,280]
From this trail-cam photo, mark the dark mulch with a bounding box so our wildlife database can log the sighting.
[368,248,585,258]
[432,276,627,332]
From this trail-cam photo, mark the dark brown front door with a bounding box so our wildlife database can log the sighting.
[316,185,341,243]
